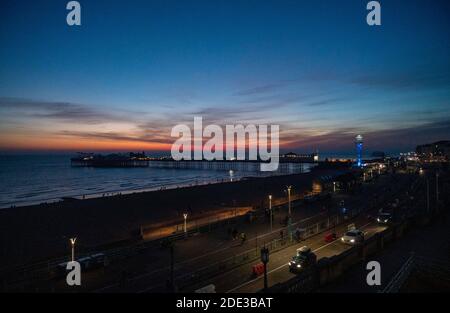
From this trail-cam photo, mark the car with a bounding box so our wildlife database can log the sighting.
[288,246,317,273]
[376,212,393,224]
[341,229,364,245]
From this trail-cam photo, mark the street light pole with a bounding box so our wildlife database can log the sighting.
[70,237,76,262]
[269,195,273,232]
[287,186,292,216]
[183,213,188,236]
[333,182,336,193]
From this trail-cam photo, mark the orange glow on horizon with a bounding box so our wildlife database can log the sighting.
[0,133,295,152]
[0,134,171,152]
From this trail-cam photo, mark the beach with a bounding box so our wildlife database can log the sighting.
[0,167,347,268]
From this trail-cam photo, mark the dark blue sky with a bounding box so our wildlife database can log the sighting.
[0,0,449,153]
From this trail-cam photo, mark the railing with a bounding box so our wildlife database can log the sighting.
[381,253,415,293]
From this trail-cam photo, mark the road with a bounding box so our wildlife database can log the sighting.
[225,222,386,293]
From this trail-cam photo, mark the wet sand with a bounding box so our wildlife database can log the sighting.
[0,167,347,268]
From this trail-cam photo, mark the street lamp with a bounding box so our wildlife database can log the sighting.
[260,247,269,292]
[286,186,292,216]
[333,181,336,193]
[70,237,76,262]
[183,213,188,236]
[286,186,293,242]
[269,195,273,232]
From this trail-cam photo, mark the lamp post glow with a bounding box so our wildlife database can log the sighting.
[286,186,292,216]
[70,237,76,262]
[333,182,336,193]
[269,195,273,232]
[183,213,188,235]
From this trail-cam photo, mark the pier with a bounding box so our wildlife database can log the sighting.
[71,152,149,168]
[147,159,314,173]
[70,152,318,172]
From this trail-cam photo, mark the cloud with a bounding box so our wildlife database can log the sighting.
[0,97,134,125]
[233,83,285,96]
[59,130,174,145]
[305,97,345,107]
[349,68,450,91]
[282,119,450,153]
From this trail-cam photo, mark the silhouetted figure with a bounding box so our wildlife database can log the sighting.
[240,232,247,245]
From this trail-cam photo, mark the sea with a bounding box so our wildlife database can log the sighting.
[0,154,323,209]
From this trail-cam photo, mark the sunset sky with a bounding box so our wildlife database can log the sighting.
[0,0,449,154]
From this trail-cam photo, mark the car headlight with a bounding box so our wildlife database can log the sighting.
[377,218,380,222]
[384,219,388,223]
[341,237,344,241]
[297,264,301,268]
[350,239,355,243]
